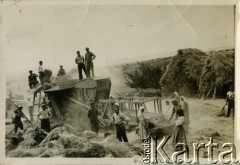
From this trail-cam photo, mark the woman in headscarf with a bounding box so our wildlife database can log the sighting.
[137,105,148,140]
[168,100,181,123]
[180,96,190,135]
[172,109,187,151]
[174,92,180,103]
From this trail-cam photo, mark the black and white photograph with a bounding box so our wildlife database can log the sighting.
[2,1,238,164]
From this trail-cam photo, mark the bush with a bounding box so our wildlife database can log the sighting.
[135,88,162,97]
[123,62,163,89]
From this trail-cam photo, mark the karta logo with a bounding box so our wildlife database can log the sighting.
[142,136,239,164]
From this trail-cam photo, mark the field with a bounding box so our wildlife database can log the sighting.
[5,65,234,163]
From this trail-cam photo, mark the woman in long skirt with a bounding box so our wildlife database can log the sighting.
[180,96,190,135]
[172,109,187,151]
[137,106,147,140]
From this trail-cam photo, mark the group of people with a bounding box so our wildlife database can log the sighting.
[28,61,49,89]
[75,47,96,80]
[169,87,234,151]
[168,92,189,150]
[87,93,189,145]
[13,95,52,134]
[28,47,96,89]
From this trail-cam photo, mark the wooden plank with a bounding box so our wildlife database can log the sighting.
[99,97,162,104]
[101,102,109,117]
[153,100,156,113]
[159,98,163,114]
[99,100,144,104]
[75,79,97,88]
[156,99,160,113]
[38,92,41,112]
[135,103,139,123]
[115,96,161,100]
[48,95,61,120]
[65,96,90,110]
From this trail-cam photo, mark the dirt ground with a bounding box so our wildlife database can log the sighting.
[6,98,234,162]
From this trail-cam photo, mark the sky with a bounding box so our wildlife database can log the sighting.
[2,3,235,81]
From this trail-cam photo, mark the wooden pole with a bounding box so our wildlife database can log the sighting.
[65,96,90,110]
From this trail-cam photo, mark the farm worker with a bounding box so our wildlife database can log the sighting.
[38,61,44,85]
[225,86,234,117]
[27,97,34,121]
[111,105,129,142]
[172,109,187,151]
[180,96,189,135]
[173,92,180,103]
[57,65,66,76]
[75,50,88,80]
[168,100,182,123]
[85,47,96,78]
[87,100,99,134]
[137,106,148,140]
[28,70,39,89]
[37,103,52,132]
[13,106,24,133]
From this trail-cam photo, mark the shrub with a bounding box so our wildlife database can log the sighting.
[123,62,163,89]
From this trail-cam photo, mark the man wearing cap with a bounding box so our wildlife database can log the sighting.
[13,106,24,133]
[87,100,99,134]
[111,105,129,142]
[28,70,39,89]
[57,65,66,76]
[75,51,88,80]
[38,61,44,85]
[85,47,96,78]
[37,104,52,132]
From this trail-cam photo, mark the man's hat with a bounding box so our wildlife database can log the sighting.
[85,47,89,50]
[14,106,23,113]
[29,70,33,73]
[60,65,63,67]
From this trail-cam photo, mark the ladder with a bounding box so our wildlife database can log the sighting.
[33,90,43,113]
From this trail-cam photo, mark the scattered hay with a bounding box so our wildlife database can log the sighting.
[5,139,16,154]
[82,130,97,139]
[100,135,134,157]
[7,124,132,158]
[59,132,86,149]
[40,141,64,157]
[64,142,106,158]
[39,127,63,146]
[62,123,78,135]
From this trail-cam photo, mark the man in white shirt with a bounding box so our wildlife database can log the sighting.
[225,86,234,117]
[37,104,52,132]
[38,61,44,84]
[111,105,129,142]
[75,51,88,80]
